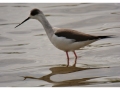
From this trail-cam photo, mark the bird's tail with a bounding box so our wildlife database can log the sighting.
[97,35,115,39]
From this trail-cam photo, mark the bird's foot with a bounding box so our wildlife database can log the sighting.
[66,64,69,67]
[72,63,76,67]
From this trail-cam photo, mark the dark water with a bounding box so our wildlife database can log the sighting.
[0,3,120,87]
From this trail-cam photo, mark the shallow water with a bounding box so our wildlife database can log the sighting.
[0,3,120,87]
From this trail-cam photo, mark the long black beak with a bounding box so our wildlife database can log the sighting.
[15,17,30,28]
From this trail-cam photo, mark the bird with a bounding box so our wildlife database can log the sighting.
[15,8,112,67]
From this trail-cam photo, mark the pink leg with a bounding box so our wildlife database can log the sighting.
[73,51,77,66]
[66,51,69,67]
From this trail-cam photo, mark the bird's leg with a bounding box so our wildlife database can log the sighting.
[73,51,77,67]
[66,51,69,67]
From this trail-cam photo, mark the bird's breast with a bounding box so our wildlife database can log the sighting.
[50,34,74,51]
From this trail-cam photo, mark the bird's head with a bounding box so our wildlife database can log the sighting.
[15,8,43,28]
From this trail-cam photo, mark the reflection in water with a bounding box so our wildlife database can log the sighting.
[23,66,120,87]
[23,66,100,87]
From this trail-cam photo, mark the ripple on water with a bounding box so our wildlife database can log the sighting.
[0,59,35,67]
[12,5,28,7]
[0,23,19,26]
[0,52,25,54]
[0,43,29,47]
[8,31,31,34]
[0,36,12,41]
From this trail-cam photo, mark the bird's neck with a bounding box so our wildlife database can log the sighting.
[37,14,54,39]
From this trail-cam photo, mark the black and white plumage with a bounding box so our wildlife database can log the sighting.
[15,8,112,67]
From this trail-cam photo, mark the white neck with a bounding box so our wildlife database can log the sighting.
[37,14,54,39]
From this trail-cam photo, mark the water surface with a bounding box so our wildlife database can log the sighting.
[0,3,120,87]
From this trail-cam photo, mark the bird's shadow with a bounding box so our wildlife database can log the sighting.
[23,64,109,87]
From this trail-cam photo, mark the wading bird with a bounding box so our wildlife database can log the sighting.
[15,9,112,67]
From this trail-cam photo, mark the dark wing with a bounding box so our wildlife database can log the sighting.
[55,29,98,42]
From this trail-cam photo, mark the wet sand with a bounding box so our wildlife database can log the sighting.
[0,3,120,87]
